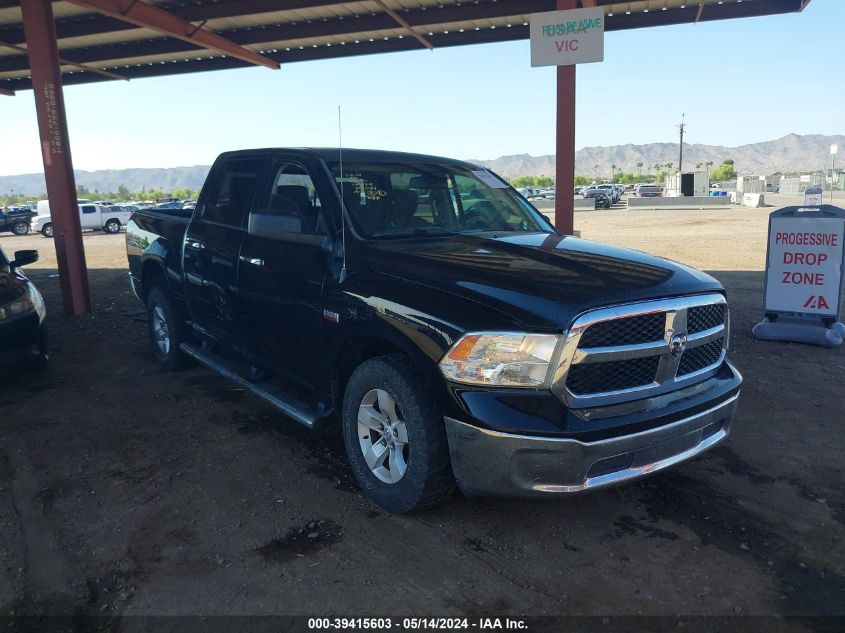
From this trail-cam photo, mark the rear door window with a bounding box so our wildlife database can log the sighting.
[202,157,263,228]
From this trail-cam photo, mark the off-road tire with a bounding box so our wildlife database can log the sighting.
[146,287,190,371]
[342,354,455,513]
[41,223,53,238]
[104,219,121,234]
[12,221,29,236]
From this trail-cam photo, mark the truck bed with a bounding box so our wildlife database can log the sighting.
[125,208,192,302]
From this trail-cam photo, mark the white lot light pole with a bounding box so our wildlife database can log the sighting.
[832,144,838,203]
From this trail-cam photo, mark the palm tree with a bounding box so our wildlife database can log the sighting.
[653,163,661,174]
[611,164,617,181]
[637,162,643,176]
[666,162,673,173]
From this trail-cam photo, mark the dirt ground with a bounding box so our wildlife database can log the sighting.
[0,202,843,626]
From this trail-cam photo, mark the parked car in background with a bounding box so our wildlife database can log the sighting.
[154,201,184,210]
[0,206,35,236]
[182,200,197,210]
[31,201,132,237]
[538,189,556,201]
[584,190,611,209]
[0,246,48,374]
[596,184,620,204]
[635,185,663,198]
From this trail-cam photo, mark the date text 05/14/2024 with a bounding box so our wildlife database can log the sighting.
[307,618,528,630]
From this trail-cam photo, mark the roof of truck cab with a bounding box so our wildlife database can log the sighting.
[220,147,484,168]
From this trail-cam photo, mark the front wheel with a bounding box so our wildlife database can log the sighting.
[146,287,189,371]
[41,223,53,238]
[12,221,29,236]
[342,355,454,513]
[104,219,121,234]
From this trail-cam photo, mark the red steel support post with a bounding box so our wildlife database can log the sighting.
[20,0,91,316]
[555,0,577,235]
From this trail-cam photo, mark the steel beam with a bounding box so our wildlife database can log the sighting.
[371,0,433,49]
[0,38,128,80]
[20,0,91,316]
[63,0,279,69]
[555,0,577,236]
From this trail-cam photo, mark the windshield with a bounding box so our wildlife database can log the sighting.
[328,161,555,238]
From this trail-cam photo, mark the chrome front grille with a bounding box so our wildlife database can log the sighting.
[678,337,724,376]
[687,304,726,334]
[578,312,665,347]
[554,294,729,408]
[566,355,661,395]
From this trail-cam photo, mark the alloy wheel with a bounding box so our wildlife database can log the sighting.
[357,388,410,484]
[151,305,170,355]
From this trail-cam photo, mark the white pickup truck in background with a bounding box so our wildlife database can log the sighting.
[31,200,132,237]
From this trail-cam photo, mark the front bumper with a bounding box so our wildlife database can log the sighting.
[445,389,739,497]
[0,314,48,374]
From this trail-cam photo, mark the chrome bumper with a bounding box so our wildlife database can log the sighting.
[444,392,739,497]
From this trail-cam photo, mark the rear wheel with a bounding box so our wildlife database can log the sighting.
[41,223,53,238]
[12,221,29,236]
[342,354,454,513]
[146,287,189,371]
[104,219,121,234]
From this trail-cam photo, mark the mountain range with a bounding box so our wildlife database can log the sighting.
[471,133,844,179]
[1,133,841,196]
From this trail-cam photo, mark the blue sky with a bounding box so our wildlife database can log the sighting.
[0,0,840,176]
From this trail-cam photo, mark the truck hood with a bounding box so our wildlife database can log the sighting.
[364,232,723,329]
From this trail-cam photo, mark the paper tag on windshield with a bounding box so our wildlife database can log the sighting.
[472,170,508,189]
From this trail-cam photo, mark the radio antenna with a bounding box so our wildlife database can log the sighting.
[338,105,347,283]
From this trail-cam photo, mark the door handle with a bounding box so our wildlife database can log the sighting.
[186,239,205,250]
[239,256,264,267]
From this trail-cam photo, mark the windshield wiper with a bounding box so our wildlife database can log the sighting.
[371,226,458,238]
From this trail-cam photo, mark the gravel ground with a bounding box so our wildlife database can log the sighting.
[0,204,842,626]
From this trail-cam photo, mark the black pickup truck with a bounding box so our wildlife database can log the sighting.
[126,148,741,513]
[0,207,35,236]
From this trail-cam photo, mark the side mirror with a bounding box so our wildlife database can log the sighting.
[248,210,303,240]
[11,250,38,268]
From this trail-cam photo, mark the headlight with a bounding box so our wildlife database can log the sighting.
[439,332,564,388]
[0,295,33,320]
[0,286,44,320]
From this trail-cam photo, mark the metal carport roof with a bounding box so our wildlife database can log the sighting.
[0,0,810,94]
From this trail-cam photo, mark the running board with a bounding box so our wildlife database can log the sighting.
[179,343,319,429]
